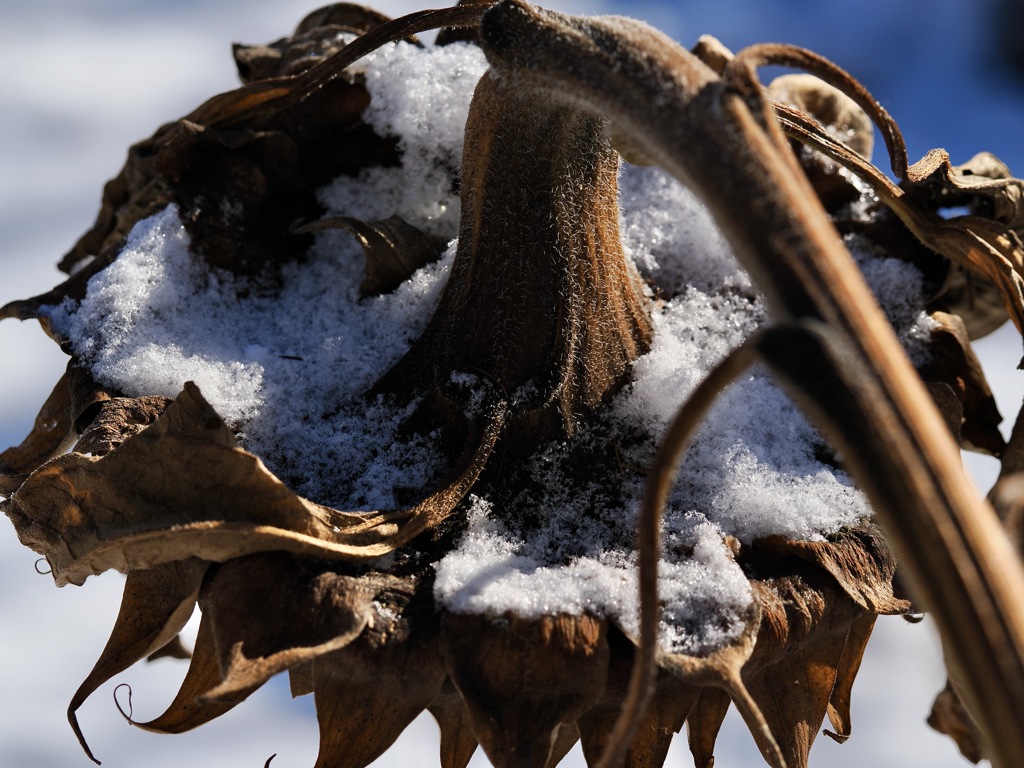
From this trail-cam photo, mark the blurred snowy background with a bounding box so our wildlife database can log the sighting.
[1,1,1022,766]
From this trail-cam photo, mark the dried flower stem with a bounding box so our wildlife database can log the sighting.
[477,1,1024,765]
[623,334,771,768]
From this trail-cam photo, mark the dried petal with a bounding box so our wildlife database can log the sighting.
[428,680,480,768]
[773,76,1024,349]
[72,395,172,457]
[5,382,504,585]
[743,578,858,768]
[131,612,253,734]
[294,214,448,296]
[753,523,911,615]
[440,612,608,768]
[918,311,1004,455]
[927,679,987,763]
[234,4,396,82]
[768,73,873,160]
[197,553,402,700]
[690,34,734,74]
[312,579,445,768]
[0,372,73,494]
[905,150,1024,232]
[824,611,876,743]
[685,687,731,768]
[67,559,206,762]
[578,630,698,768]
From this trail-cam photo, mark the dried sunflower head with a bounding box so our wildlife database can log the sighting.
[3,3,1024,768]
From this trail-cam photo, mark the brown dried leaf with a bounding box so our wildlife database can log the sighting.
[0,360,121,492]
[775,89,1024,349]
[548,723,582,768]
[742,578,857,768]
[52,4,485,281]
[72,395,173,457]
[146,634,192,662]
[769,73,873,160]
[234,4,397,82]
[153,119,321,274]
[905,151,1024,232]
[440,612,608,768]
[198,553,398,700]
[990,474,1024,550]
[918,311,1004,455]
[64,363,114,431]
[927,679,986,763]
[5,382,503,586]
[289,662,316,698]
[312,575,445,768]
[928,263,1010,340]
[824,611,876,743]
[768,73,873,211]
[131,612,253,734]
[68,559,207,763]
[685,687,731,768]
[753,522,910,616]
[0,372,73,494]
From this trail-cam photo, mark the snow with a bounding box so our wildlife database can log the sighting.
[3,1,1020,767]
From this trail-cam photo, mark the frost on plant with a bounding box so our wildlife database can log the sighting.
[3,3,1024,768]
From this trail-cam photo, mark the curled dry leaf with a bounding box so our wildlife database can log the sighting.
[927,679,986,764]
[770,67,1024,349]
[294,214,449,297]
[3,2,1024,768]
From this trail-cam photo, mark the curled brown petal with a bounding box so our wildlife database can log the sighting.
[428,680,480,768]
[68,559,206,763]
[725,43,909,179]
[196,554,395,701]
[577,630,698,768]
[7,382,506,586]
[824,612,877,743]
[0,372,73,494]
[131,613,253,735]
[685,687,732,768]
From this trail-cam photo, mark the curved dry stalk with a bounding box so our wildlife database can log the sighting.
[725,43,909,178]
[600,335,765,768]
[188,4,491,128]
[475,2,1024,765]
